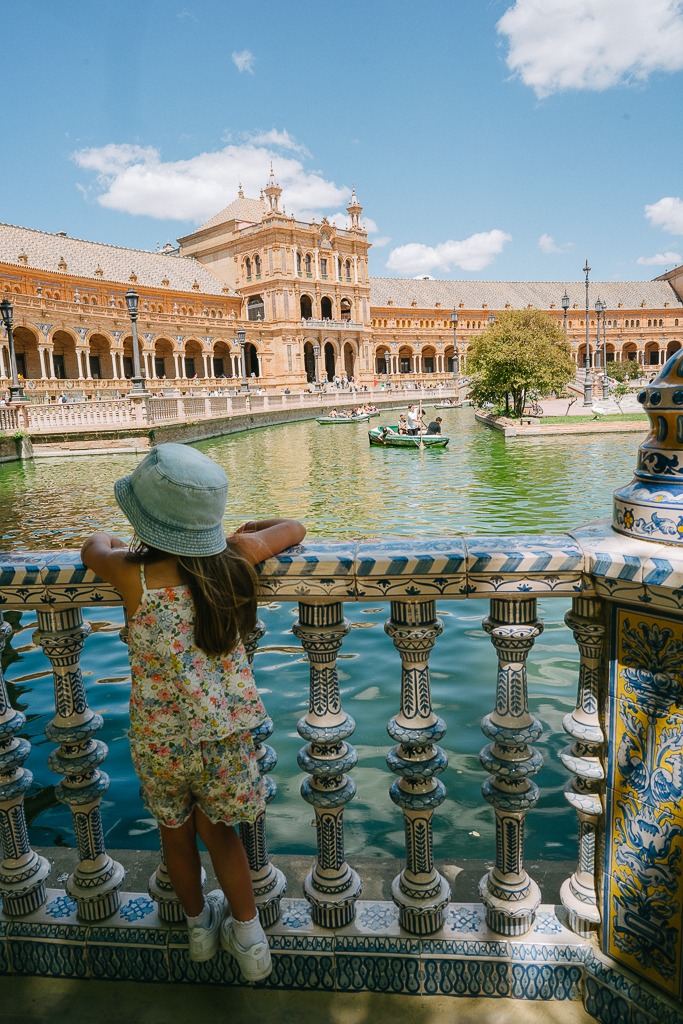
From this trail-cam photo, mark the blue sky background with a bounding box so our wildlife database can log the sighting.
[2,0,683,282]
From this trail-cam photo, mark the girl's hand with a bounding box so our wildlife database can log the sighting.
[230,519,306,565]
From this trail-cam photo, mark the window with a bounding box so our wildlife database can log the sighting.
[320,258,327,278]
[345,260,351,279]
[254,254,261,278]
[245,257,251,280]
[676,319,680,326]
[305,254,312,275]
[660,319,663,327]
[247,295,265,321]
[636,320,640,328]
[338,258,342,279]
[648,319,652,327]
[296,252,302,275]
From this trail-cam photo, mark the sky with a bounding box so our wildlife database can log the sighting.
[2,0,683,284]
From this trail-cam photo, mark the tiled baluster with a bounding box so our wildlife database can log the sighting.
[385,599,450,935]
[293,600,361,928]
[238,619,287,927]
[35,608,125,920]
[0,612,50,915]
[560,596,605,936]
[479,596,543,936]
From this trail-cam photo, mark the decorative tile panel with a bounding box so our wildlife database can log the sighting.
[603,605,683,1000]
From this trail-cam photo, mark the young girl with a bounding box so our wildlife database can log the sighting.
[81,443,305,978]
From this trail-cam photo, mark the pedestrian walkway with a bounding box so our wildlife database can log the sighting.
[0,974,596,1024]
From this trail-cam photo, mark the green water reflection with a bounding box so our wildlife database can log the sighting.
[0,409,644,861]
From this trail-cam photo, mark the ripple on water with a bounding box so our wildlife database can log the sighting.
[0,410,641,859]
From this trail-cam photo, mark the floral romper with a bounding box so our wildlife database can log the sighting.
[127,566,267,828]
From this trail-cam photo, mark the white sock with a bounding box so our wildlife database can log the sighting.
[186,900,210,930]
[232,913,264,949]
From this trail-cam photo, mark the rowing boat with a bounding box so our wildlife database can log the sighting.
[317,414,369,424]
[368,425,449,448]
[434,402,462,409]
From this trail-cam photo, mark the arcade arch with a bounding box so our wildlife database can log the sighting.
[87,334,113,379]
[153,338,175,379]
[321,296,333,320]
[213,340,232,378]
[300,294,313,319]
[12,327,41,379]
[324,341,336,380]
[52,330,79,380]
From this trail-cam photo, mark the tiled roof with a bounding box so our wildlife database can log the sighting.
[196,196,267,233]
[369,278,682,310]
[0,222,234,296]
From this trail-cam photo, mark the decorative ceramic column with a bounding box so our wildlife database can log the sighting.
[479,596,543,936]
[560,596,605,936]
[35,608,125,920]
[0,612,50,916]
[385,599,450,934]
[238,619,287,927]
[293,601,361,927]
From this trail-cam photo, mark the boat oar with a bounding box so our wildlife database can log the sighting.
[419,398,424,450]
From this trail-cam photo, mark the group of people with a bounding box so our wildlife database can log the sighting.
[328,403,378,418]
[396,405,443,435]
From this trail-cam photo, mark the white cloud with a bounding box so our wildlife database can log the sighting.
[385,230,512,275]
[538,233,573,253]
[645,196,683,235]
[372,236,392,248]
[232,50,255,74]
[636,251,682,266]
[72,139,353,223]
[248,129,307,154]
[497,0,683,99]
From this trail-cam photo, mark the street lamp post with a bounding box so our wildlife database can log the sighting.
[238,326,249,391]
[583,261,593,406]
[0,299,26,403]
[561,291,570,338]
[124,289,147,393]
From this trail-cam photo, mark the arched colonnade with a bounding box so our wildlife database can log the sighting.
[373,342,457,375]
[0,327,264,382]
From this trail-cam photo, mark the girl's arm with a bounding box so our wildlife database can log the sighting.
[231,518,306,565]
[81,533,142,614]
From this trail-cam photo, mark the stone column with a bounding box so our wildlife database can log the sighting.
[560,596,605,936]
[238,620,287,927]
[111,352,119,380]
[35,608,125,920]
[202,353,208,378]
[479,597,543,935]
[85,349,93,380]
[38,348,47,379]
[0,612,50,916]
[293,601,361,928]
[385,599,450,934]
[77,351,85,380]
[173,352,180,378]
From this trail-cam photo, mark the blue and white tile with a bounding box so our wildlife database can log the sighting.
[421,902,508,959]
[464,572,583,597]
[421,957,511,997]
[336,951,421,993]
[335,900,420,955]
[355,538,466,599]
[258,542,357,599]
[464,534,584,576]
[509,907,590,964]
[267,951,336,990]
[511,962,583,1000]
[569,522,668,584]
[643,581,683,612]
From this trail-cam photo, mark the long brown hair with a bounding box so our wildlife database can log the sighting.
[127,540,258,656]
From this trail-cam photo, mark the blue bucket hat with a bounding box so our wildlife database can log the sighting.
[114,443,228,556]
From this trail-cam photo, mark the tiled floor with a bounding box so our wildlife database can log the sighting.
[0,974,597,1024]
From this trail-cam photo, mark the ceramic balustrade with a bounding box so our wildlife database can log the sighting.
[239,618,287,927]
[292,600,362,927]
[0,527,642,948]
[478,596,543,936]
[559,596,605,937]
[34,607,125,920]
[0,611,50,916]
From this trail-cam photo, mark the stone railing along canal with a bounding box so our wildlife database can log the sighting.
[0,386,460,436]
[0,356,683,1017]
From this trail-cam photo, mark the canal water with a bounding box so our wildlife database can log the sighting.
[0,409,641,863]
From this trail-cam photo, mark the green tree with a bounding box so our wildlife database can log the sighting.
[467,309,575,419]
[607,359,641,382]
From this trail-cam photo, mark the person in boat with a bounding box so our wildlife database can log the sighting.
[329,408,339,418]
[426,416,443,435]
[406,405,420,436]
[397,414,408,435]
[379,425,396,444]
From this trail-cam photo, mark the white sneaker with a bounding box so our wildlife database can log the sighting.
[187,890,227,962]
[220,917,272,980]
